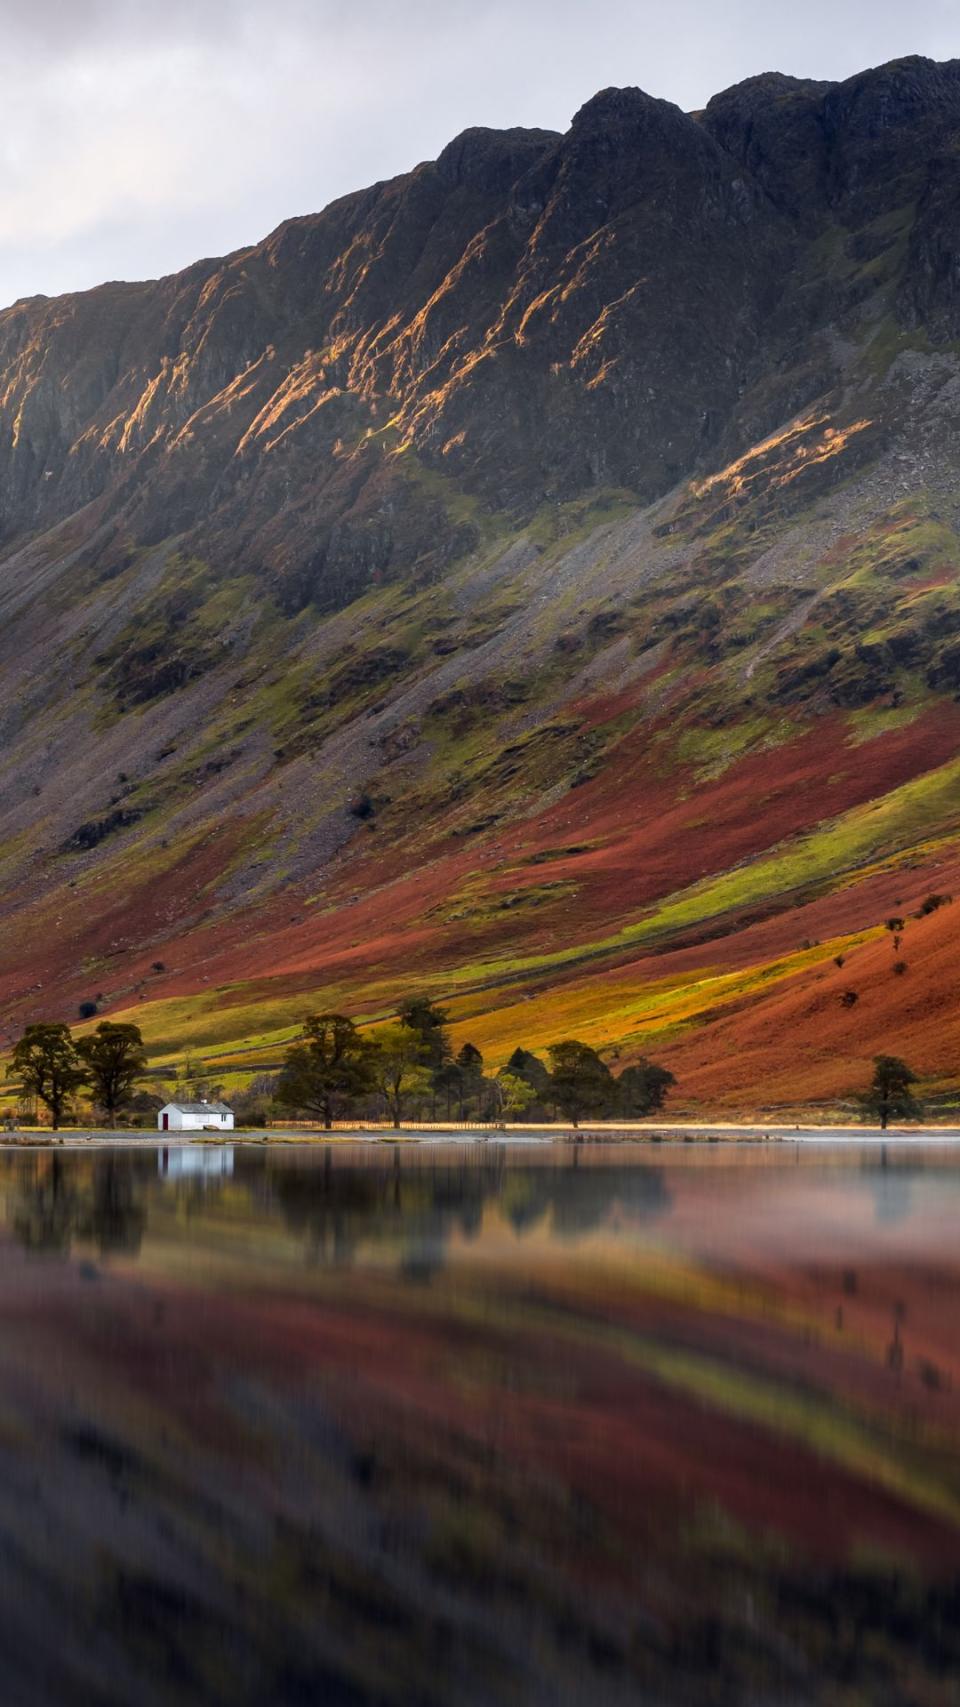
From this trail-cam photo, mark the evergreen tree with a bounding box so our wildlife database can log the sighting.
[858,1055,922,1130]
[616,1059,676,1117]
[398,996,452,1074]
[507,1047,550,1095]
[547,1040,615,1127]
[455,1042,484,1116]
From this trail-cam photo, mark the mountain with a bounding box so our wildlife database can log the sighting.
[4,54,960,1113]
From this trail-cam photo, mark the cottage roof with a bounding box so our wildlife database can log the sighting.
[163,1101,233,1115]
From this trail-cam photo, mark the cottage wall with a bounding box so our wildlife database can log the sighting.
[158,1104,235,1132]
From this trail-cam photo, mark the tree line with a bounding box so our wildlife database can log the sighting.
[271,998,676,1129]
[2,1000,676,1130]
[1,1002,926,1132]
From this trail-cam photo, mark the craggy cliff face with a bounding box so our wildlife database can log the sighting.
[4,55,960,1108]
[0,88,783,598]
[3,60,957,599]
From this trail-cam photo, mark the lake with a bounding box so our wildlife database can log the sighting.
[1,1140,959,1704]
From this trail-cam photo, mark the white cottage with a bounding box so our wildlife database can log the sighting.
[157,1100,234,1132]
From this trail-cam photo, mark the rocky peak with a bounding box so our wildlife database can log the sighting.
[824,55,960,137]
[822,56,960,210]
[568,82,720,166]
[434,126,558,192]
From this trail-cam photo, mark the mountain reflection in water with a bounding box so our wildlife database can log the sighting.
[0,1142,959,1705]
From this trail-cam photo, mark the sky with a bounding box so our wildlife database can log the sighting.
[0,0,958,307]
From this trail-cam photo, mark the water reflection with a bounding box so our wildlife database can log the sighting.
[12,1151,149,1256]
[158,1144,235,1179]
[265,1148,671,1272]
[0,1143,958,1704]
[7,1146,673,1271]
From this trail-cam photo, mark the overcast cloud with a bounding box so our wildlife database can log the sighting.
[0,0,957,306]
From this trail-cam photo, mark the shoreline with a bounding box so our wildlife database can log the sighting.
[4,1121,960,1149]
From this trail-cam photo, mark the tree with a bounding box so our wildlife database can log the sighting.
[506,1048,551,1098]
[884,917,905,953]
[547,1040,615,1127]
[495,1071,537,1123]
[11,1023,85,1130]
[858,1055,922,1131]
[616,1059,676,1117]
[432,1059,463,1119]
[275,1013,373,1129]
[368,1024,431,1127]
[455,1042,484,1117]
[76,1021,148,1128]
[398,996,452,1075]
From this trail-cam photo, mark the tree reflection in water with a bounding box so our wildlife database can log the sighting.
[8,1147,669,1271]
[266,1149,671,1272]
[12,1152,149,1256]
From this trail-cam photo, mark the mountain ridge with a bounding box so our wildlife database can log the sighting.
[3,55,960,1111]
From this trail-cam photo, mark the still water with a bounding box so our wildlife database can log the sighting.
[2,1141,960,1705]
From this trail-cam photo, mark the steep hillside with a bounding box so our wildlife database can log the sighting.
[4,55,960,1112]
